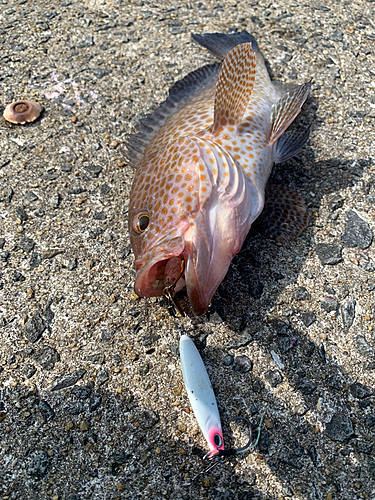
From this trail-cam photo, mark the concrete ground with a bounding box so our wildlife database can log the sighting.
[0,0,375,499]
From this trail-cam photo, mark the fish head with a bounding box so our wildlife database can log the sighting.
[129,137,251,315]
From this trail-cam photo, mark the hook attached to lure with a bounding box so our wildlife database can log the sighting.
[179,334,263,481]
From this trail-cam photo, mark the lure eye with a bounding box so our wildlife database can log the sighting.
[134,213,150,233]
[213,433,222,447]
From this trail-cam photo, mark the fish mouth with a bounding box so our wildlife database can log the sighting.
[134,237,187,298]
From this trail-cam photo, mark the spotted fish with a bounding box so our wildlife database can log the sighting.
[126,31,310,315]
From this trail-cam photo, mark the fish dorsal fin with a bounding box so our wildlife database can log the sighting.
[212,43,256,134]
[124,63,220,168]
[192,31,258,60]
[269,82,311,144]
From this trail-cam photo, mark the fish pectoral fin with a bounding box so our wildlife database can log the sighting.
[269,82,311,145]
[274,125,311,164]
[212,43,257,134]
[252,184,309,244]
[192,31,258,60]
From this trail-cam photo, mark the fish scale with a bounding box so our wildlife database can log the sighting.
[127,31,311,315]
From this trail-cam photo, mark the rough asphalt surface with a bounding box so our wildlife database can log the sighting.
[1,0,375,499]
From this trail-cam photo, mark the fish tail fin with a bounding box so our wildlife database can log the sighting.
[192,31,258,60]
[274,125,311,164]
[212,43,257,133]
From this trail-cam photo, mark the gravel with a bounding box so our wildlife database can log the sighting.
[1,0,375,499]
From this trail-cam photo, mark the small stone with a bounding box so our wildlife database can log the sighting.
[330,29,343,41]
[30,252,42,270]
[89,395,102,411]
[349,382,372,399]
[65,421,74,431]
[365,415,375,428]
[27,450,50,476]
[355,336,374,357]
[355,440,373,455]
[71,386,92,399]
[15,206,28,222]
[23,364,37,378]
[294,287,311,300]
[233,355,253,373]
[341,300,356,332]
[226,331,253,349]
[325,414,355,442]
[25,191,38,202]
[142,409,159,427]
[33,346,60,370]
[50,192,61,208]
[84,164,102,177]
[328,194,344,212]
[100,184,111,195]
[222,354,234,366]
[19,237,35,252]
[278,446,302,469]
[43,249,63,260]
[0,250,10,262]
[67,258,78,271]
[202,478,210,488]
[39,400,55,420]
[341,211,373,249]
[321,297,338,313]
[298,378,317,395]
[101,329,114,342]
[96,370,109,386]
[300,312,316,327]
[33,209,45,217]
[269,317,290,335]
[316,243,343,265]
[51,369,86,391]
[23,314,46,343]
[264,369,283,387]
[141,333,160,346]
[12,270,25,282]
[86,353,105,364]
[79,420,90,431]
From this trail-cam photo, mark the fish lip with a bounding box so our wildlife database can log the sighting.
[134,237,186,298]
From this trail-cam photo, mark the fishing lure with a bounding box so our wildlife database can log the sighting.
[179,334,261,465]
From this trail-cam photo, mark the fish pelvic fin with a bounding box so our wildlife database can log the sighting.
[212,43,257,134]
[269,81,311,145]
[192,31,258,60]
[253,184,309,243]
[274,125,311,164]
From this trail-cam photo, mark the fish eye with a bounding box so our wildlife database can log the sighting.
[134,213,150,234]
[213,433,222,447]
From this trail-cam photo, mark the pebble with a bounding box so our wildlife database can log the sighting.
[349,382,372,399]
[50,192,61,208]
[79,420,90,431]
[18,237,35,253]
[12,270,25,282]
[321,297,338,313]
[226,331,253,349]
[85,164,102,177]
[33,209,45,217]
[0,250,10,261]
[51,369,86,391]
[298,378,317,395]
[33,346,60,370]
[325,414,355,442]
[300,312,316,327]
[316,243,343,265]
[341,300,356,332]
[23,314,46,343]
[294,286,311,301]
[70,385,92,399]
[222,354,234,366]
[39,400,55,420]
[89,395,102,412]
[27,450,50,476]
[23,364,37,378]
[232,355,253,373]
[264,369,283,387]
[355,336,374,357]
[15,206,28,222]
[341,211,373,249]
[30,252,42,270]
[278,446,302,469]
[96,370,109,386]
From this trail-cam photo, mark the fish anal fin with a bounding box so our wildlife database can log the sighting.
[269,82,311,145]
[213,43,256,134]
[254,184,309,243]
[274,125,311,164]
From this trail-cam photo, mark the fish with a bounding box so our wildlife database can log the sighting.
[126,31,311,315]
[179,334,224,459]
